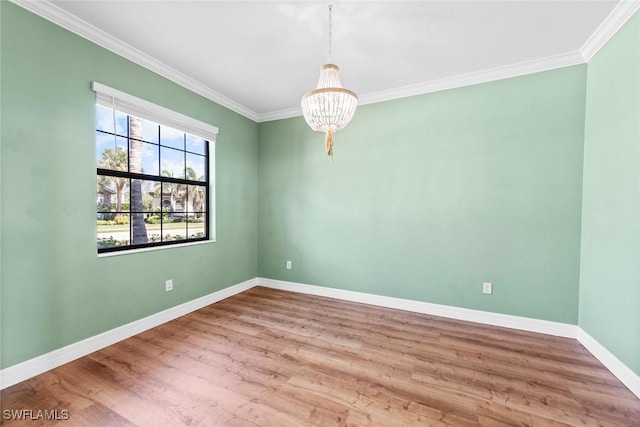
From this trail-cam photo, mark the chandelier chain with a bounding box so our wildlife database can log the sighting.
[328,4,332,62]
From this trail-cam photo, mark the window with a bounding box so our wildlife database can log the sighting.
[93,82,217,253]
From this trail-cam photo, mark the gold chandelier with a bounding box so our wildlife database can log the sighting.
[301,5,358,156]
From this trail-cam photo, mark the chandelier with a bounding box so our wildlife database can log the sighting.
[301,5,358,157]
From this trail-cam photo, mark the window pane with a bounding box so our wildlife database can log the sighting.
[163,220,186,242]
[161,182,176,214]
[97,133,128,171]
[129,177,149,246]
[186,134,206,155]
[120,181,130,212]
[97,182,130,249]
[141,142,159,176]
[97,177,129,212]
[160,125,184,150]
[97,176,115,216]
[147,226,162,243]
[188,185,207,216]
[142,180,161,213]
[187,184,206,240]
[97,233,130,251]
[129,179,145,220]
[143,180,163,243]
[186,153,206,182]
[172,188,188,219]
[142,120,160,144]
[187,217,206,240]
[131,212,148,245]
[96,105,127,136]
[161,147,185,179]
[128,140,145,174]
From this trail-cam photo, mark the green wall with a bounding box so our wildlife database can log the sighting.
[258,66,587,324]
[0,3,258,369]
[580,12,640,375]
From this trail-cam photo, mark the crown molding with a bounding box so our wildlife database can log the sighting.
[580,0,640,62]
[358,52,586,107]
[257,107,303,123]
[8,0,260,122]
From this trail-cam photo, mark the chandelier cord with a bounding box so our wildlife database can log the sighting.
[328,4,332,62]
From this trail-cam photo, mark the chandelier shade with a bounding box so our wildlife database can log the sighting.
[301,64,358,133]
[301,6,358,156]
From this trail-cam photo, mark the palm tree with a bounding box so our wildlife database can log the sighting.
[129,116,148,244]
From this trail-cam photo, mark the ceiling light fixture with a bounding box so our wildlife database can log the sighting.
[301,4,358,157]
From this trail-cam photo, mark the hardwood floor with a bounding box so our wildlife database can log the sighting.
[2,286,639,426]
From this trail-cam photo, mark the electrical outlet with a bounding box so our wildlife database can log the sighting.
[286,260,292,270]
[165,279,173,292]
[483,282,492,294]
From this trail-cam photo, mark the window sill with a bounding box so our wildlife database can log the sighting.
[97,239,216,258]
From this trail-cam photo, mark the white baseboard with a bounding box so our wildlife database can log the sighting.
[577,327,640,399]
[0,278,257,390]
[258,278,577,339]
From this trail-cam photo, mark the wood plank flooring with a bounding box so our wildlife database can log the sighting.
[2,286,639,426]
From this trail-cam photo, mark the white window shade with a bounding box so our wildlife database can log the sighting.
[92,82,218,142]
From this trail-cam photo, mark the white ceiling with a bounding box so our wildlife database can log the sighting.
[15,1,640,121]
